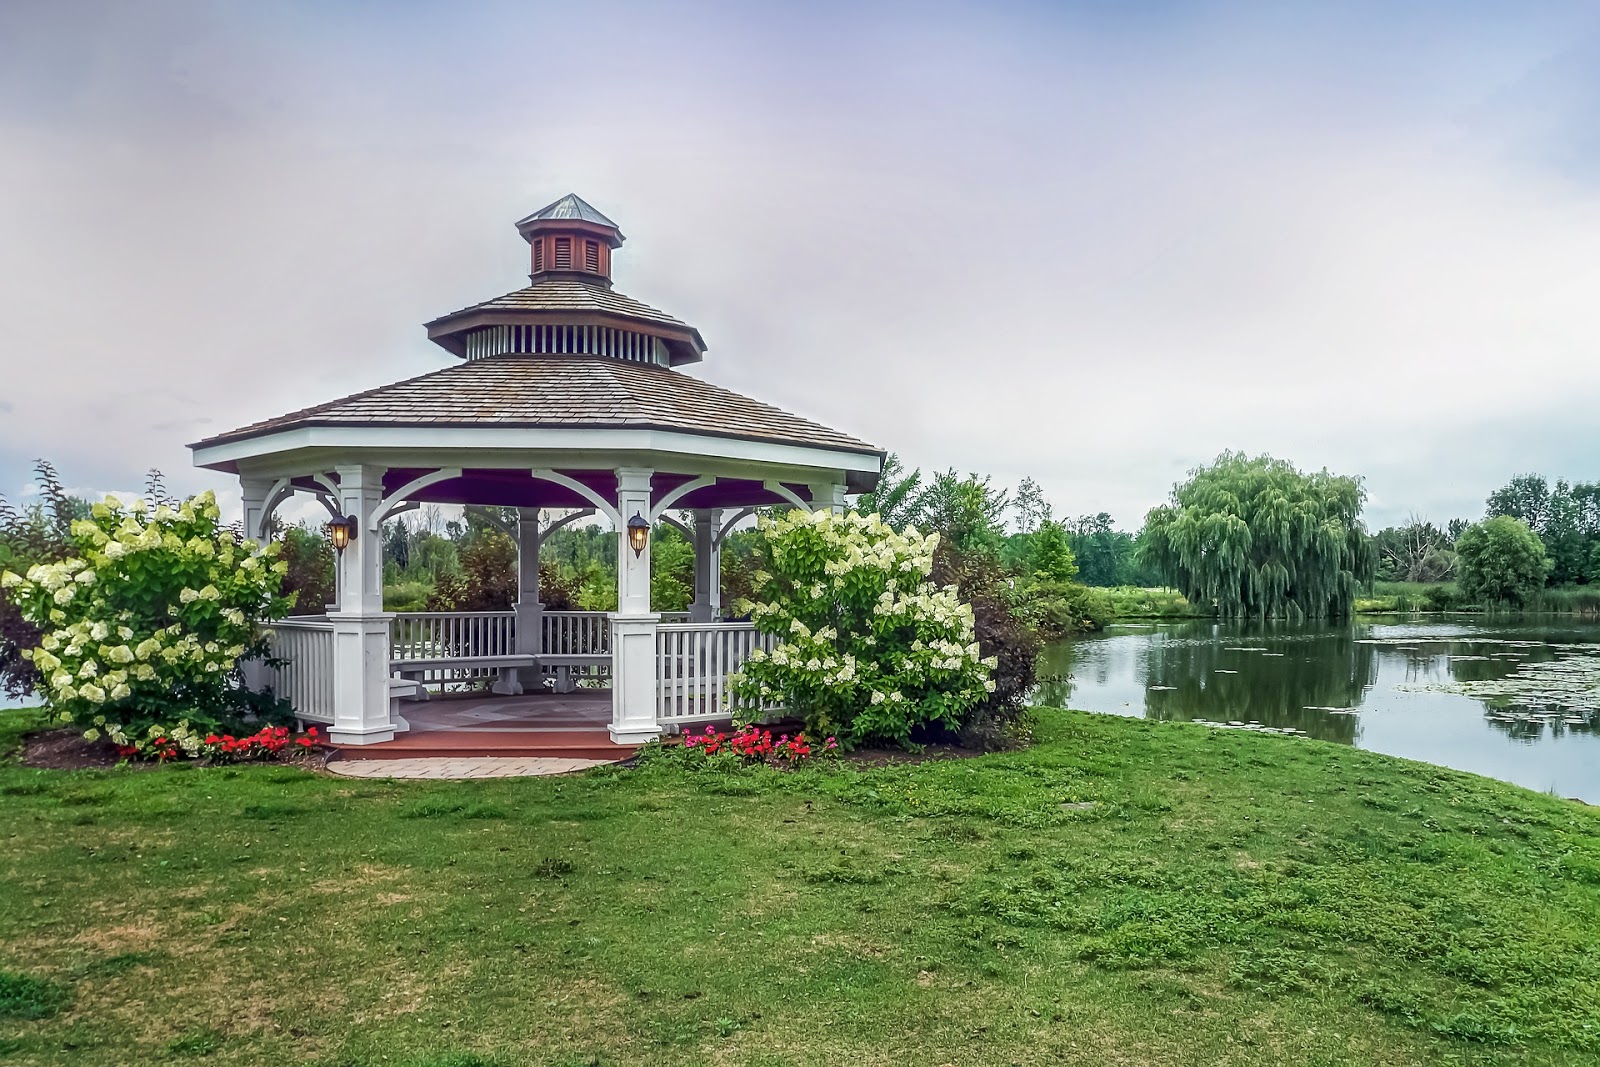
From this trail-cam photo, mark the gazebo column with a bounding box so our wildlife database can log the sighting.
[809,481,847,515]
[689,508,722,622]
[327,464,401,745]
[609,467,661,744]
[494,507,542,696]
[238,476,276,693]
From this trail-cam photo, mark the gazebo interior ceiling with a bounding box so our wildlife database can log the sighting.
[287,469,815,512]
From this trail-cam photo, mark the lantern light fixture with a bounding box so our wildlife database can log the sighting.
[626,512,650,557]
[327,515,358,555]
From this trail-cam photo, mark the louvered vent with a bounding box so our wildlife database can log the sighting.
[584,240,600,273]
[463,324,668,364]
[532,239,544,272]
[554,238,571,269]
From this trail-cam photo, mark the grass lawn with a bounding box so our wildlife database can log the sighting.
[2,708,1599,1066]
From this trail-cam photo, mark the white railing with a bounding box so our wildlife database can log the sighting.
[655,622,777,724]
[539,611,609,657]
[390,611,516,663]
[264,617,335,723]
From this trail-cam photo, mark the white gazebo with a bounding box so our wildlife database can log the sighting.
[190,195,882,749]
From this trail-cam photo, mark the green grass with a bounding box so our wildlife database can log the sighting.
[1531,586,1600,615]
[383,581,435,613]
[1354,580,1452,613]
[1099,586,1210,619]
[1355,582,1600,615]
[3,706,1600,1065]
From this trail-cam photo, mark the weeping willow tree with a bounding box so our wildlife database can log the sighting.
[1138,452,1375,620]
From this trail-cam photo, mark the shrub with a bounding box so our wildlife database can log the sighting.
[1,491,293,752]
[0,461,80,700]
[731,510,995,749]
[1456,516,1550,607]
[428,528,517,611]
[930,540,1042,748]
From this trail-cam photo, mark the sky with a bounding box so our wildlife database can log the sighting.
[2,0,1599,531]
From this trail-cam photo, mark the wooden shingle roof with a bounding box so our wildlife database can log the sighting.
[425,277,693,331]
[191,355,881,456]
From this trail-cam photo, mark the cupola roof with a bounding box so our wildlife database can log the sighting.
[515,193,621,232]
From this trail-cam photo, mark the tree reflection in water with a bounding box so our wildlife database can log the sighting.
[1034,616,1600,798]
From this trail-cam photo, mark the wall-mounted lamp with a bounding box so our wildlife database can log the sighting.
[627,512,650,557]
[326,515,358,555]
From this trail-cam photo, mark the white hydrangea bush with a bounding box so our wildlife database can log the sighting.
[731,510,995,747]
[1,490,292,752]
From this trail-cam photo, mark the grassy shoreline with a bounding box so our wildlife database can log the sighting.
[3,707,1599,1065]
[1095,583,1600,621]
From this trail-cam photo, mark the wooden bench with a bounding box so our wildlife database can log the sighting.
[392,654,537,699]
[391,653,609,696]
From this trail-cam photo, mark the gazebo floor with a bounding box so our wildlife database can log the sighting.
[330,689,639,761]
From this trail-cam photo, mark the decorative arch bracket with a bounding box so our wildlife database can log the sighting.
[649,475,717,522]
[371,468,462,532]
[530,469,622,526]
[762,480,810,511]
[716,507,757,547]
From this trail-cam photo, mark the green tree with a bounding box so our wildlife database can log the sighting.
[1012,476,1051,533]
[649,522,694,612]
[1029,520,1078,584]
[1138,452,1374,619]
[1456,516,1550,606]
[277,525,334,616]
[856,453,923,532]
[1484,475,1600,586]
[1485,474,1551,532]
[916,469,1009,559]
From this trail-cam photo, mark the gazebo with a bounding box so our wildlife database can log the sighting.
[190,195,882,749]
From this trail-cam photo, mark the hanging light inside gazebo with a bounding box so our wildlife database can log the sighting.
[627,512,650,557]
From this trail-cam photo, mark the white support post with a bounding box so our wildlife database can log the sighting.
[327,464,402,745]
[240,475,276,546]
[499,507,543,695]
[609,467,660,744]
[809,481,847,515]
[689,508,722,622]
[238,476,275,693]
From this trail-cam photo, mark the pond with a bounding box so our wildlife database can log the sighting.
[1038,615,1600,803]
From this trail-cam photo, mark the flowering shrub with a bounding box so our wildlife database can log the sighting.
[731,510,996,748]
[201,725,321,763]
[1,490,293,753]
[116,724,321,763]
[677,723,836,766]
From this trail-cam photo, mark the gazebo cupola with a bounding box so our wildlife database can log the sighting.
[424,194,707,367]
[516,193,624,283]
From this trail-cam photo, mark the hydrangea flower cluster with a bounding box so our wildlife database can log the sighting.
[1,490,292,749]
[731,510,996,747]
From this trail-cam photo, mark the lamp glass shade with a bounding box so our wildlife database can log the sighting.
[626,512,650,557]
[327,515,357,553]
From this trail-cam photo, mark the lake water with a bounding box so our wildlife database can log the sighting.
[1038,615,1600,803]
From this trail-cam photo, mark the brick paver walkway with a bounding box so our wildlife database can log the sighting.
[327,756,615,779]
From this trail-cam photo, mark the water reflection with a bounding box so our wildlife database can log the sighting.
[1035,615,1600,801]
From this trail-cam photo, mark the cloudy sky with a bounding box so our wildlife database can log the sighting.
[2,0,1598,530]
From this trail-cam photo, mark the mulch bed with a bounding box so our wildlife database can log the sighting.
[21,728,124,770]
